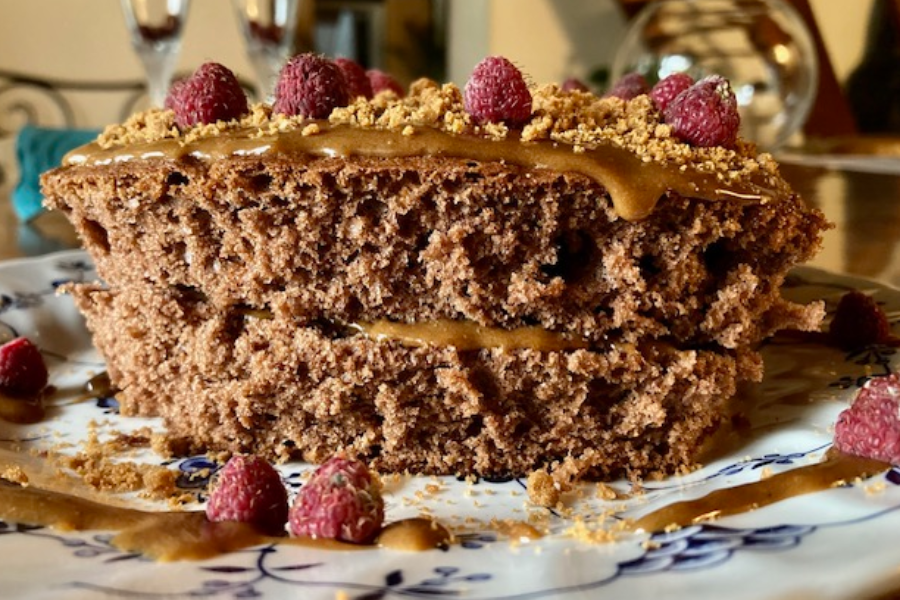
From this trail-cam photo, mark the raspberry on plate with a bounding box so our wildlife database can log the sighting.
[835,373,900,464]
[366,69,405,98]
[604,72,649,100]
[164,62,249,129]
[205,455,289,535]
[662,74,740,148]
[829,290,891,350]
[650,72,695,112]
[0,337,48,398]
[289,456,384,544]
[463,56,532,127]
[273,53,350,118]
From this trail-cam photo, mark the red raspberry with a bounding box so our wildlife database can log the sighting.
[366,69,405,97]
[0,337,48,398]
[829,291,891,351]
[662,75,740,148]
[164,62,248,129]
[604,73,649,100]
[650,72,695,112]
[562,77,589,93]
[273,53,349,118]
[164,78,187,110]
[463,56,532,127]
[835,373,900,463]
[288,456,384,544]
[205,455,289,535]
[334,57,373,100]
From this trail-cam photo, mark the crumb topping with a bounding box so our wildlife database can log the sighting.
[94,78,776,184]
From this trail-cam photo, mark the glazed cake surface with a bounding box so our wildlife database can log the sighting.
[42,78,829,480]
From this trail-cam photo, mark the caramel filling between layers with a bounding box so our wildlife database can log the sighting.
[64,125,779,221]
[352,319,589,352]
[237,308,588,351]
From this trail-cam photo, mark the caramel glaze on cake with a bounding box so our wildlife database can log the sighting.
[41,79,830,480]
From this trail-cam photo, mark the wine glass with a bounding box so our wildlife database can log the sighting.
[611,0,818,150]
[232,0,302,100]
[120,0,191,108]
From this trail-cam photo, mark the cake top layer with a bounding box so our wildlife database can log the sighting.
[61,57,797,221]
[89,78,779,185]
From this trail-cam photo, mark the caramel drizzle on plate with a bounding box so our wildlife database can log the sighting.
[630,450,888,533]
[0,482,451,560]
[0,450,886,561]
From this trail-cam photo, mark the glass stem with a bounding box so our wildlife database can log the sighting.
[137,47,178,108]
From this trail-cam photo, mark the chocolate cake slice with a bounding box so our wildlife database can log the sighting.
[41,62,828,480]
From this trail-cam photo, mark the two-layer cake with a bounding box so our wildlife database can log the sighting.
[41,56,828,480]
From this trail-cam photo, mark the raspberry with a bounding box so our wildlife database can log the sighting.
[829,291,891,350]
[334,57,373,99]
[164,62,248,129]
[662,75,740,148]
[463,56,532,127]
[835,373,900,463]
[650,72,695,112]
[205,455,289,535]
[288,456,384,544]
[0,337,48,398]
[562,77,589,93]
[273,53,349,118]
[604,73,649,100]
[164,78,187,110]
[366,69,405,97]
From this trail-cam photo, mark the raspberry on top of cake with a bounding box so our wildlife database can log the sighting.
[85,57,786,204]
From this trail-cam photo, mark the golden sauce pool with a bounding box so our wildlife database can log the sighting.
[0,482,451,561]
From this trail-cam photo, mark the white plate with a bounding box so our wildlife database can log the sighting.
[2,250,900,600]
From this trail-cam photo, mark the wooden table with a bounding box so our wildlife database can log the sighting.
[2,162,899,290]
[0,191,80,261]
[781,162,900,288]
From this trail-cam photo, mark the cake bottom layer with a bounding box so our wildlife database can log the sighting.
[70,283,762,480]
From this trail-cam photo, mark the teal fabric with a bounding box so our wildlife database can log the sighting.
[13,125,100,222]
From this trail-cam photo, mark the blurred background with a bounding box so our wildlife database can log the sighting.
[0,0,885,140]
